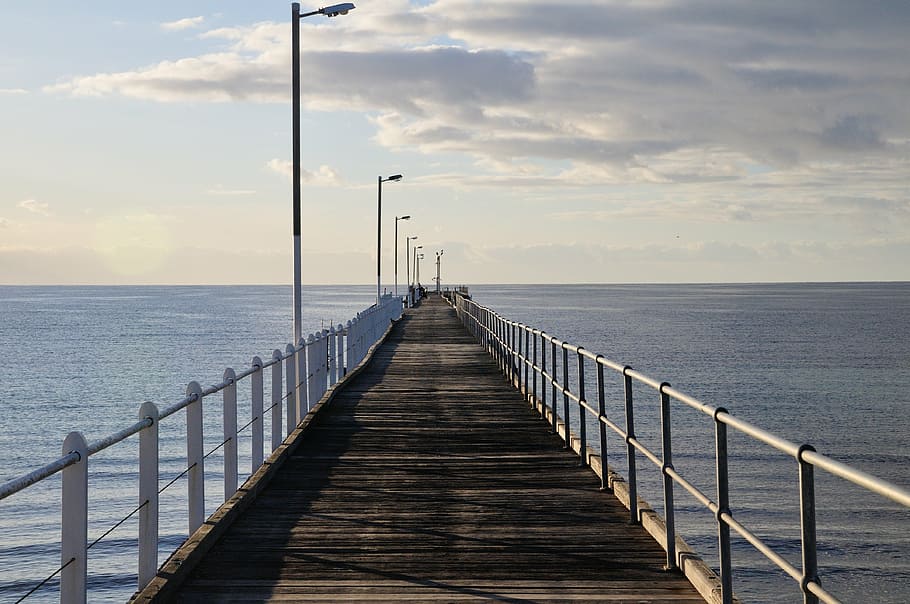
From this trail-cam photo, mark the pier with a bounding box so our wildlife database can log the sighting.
[135,295,706,602]
[4,290,909,604]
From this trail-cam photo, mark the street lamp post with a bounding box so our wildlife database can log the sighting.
[394,215,411,299]
[416,253,425,290]
[413,245,423,288]
[406,235,418,306]
[291,2,355,342]
[435,249,444,294]
[377,174,402,305]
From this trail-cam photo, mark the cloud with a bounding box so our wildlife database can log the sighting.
[0,88,28,95]
[0,217,9,228]
[266,159,342,186]
[17,199,50,216]
[43,1,910,193]
[161,16,204,31]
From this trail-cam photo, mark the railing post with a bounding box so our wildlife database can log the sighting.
[799,445,820,604]
[596,357,608,491]
[271,349,283,450]
[714,408,733,604]
[251,356,264,472]
[328,325,337,385]
[532,331,538,409]
[223,368,238,502]
[345,319,354,374]
[137,401,159,591]
[306,334,317,413]
[285,344,297,433]
[321,329,330,397]
[577,348,587,466]
[298,337,308,416]
[61,431,88,604]
[185,381,205,535]
[516,324,522,392]
[540,333,547,416]
[562,344,570,448]
[550,338,558,434]
[524,327,530,398]
[336,324,345,378]
[659,383,677,570]
[623,368,638,524]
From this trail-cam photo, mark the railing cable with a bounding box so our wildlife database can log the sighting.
[158,462,198,496]
[14,557,75,604]
[86,500,150,551]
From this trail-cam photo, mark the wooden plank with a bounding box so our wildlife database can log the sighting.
[167,296,707,603]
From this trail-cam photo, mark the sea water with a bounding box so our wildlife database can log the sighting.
[1,283,907,602]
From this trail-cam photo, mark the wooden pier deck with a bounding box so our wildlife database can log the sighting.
[150,296,705,602]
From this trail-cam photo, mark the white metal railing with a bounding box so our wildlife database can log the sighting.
[0,294,401,604]
[450,292,910,604]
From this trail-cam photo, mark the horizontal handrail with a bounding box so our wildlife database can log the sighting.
[447,291,909,604]
[0,294,403,603]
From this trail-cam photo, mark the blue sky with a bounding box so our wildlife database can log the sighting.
[2,1,908,284]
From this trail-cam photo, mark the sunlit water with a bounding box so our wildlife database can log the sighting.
[1,283,907,602]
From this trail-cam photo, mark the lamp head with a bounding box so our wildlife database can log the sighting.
[399,215,411,220]
[320,3,355,17]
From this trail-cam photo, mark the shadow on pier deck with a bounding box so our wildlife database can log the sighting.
[142,296,705,602]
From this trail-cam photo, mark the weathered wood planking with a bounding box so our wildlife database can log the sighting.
[172,296,705,602]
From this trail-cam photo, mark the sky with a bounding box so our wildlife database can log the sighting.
[1,1,908,285]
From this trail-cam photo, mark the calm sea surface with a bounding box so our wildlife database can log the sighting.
[1,283,908,602]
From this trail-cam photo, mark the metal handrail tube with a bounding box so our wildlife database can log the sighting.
[662,385,717,417]
[629,436,663,469]
[562,386,581,404]
[665,466,715,510]
[722,512,804,583]
[598,413,627,441]
[718,412,801,457]
[158,393,197,422]
[596,354,626,373]
[0,452,80,501]
[578,399,598,417]
[87,418,155,456]
[801,449,910,507]
[624,367,665,391]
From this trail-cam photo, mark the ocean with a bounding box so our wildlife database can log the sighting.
[1,283,908,602]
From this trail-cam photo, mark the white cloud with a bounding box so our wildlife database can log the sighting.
[0,88,28,95]
[266,159,342,186]
[161,16,204,32]
[17,199,50,216]
[0,217,9,228]
[42,1,910,212]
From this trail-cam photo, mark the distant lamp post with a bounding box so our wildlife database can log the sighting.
[435,249,444,293]
[291,1,355,342]
[377,174,403,305]
[394,215,411,298]
[416,252,425,289]
[405,236,418,307]
[413,245,423,287]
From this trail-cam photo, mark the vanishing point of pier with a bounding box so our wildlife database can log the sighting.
[135,295,705,602]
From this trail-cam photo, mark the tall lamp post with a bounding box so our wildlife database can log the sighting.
[377,174,403,305]
[291,2,355,342]
[412,246,423,288]
[416,253,425,290]
[435,249,444,293]
[406,235,418,306]
[394,215,411,298]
